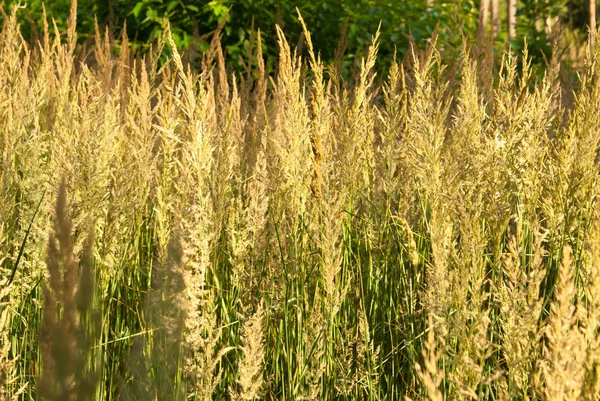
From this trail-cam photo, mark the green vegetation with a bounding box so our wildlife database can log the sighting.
[3,1,600,400]
[0,0,593,73]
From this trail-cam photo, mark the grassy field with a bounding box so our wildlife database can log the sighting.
[2,2,600,400]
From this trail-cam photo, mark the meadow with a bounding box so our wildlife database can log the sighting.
[2,2,600,400]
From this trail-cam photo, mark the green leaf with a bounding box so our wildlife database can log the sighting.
[146,8,159,22]
[167,1,178,13]
[131,2,144,18]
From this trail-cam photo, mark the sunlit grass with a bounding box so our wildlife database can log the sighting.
[2,2,600,400]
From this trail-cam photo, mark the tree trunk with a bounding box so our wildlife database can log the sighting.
[507,0,517,40]
[491,0,500,38]
[479,0,490,37]
[545,0,558,34]
[592,0,597,47]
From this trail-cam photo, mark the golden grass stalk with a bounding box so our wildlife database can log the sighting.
[0,280,22,401]
[267,23,314,223]
[537,246,587,401]
[581,220,600,399]
[377,59,408,211]
[38,178,99,401]
[410,316,444,401]
[449,223,493,400]
[498,224,546,398]
[140,233,188,401]
[231,303,266,401]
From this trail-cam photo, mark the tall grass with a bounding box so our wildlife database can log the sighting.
[2,1,600,400]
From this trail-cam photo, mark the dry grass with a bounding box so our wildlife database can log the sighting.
[3,1,600,400]
[38,178,99,401]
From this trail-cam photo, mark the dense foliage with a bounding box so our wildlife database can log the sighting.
[0,0,593,72]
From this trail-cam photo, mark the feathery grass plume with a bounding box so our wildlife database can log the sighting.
[168,24,236,253]
[543,34,600,256]
[335,25,380,198]
[403,38,450,208]
[450,295,493,401]
[38,178,100,401]
[85,45,162,398]
[231,303,265,401]
[115,24,131,105]
[227,149,269,305]
[298,17,360,399]
[296,307,327,401]
[245,145,270,262]
[498,223,546,398]
[50,1,77,121]
[237,28,267,183]
[227,194,251,292]
[267,23,314,224]
[92,19,115,94]
[537,246,587,401]
[212,77,243,234]
[298,8,349,325]
[225,190,256,397]
[443,50,495,397]
[349,25,380,196]
[423,211,454,341]
[0,2,50,278]
[172,34,234,397]
[447,42,487,190]
[376,59,408,212]
[403,39,456,340]
[68,69,134,268]
[501,49,554,219]
[317,191,347,321]
[260,33,317,396]
[126,232,187,401]
[485,45,553,259]
[297,10,328,201]
[151,233,187,400]
[449,206,494,399]
[355,306,381,400]
[207,28,244,235]
[480,49,523,254]
[92,65,156,287]
[0,283,10,400]
[179,198,227,395]
[410,316,444,401]
[189,297,235,401]
[314,190,347,400]
[310,89,348,325]
[171,41,233,398]
[581,219,600,399]
[149,50,197,275]
[0,3,25,195]
[446,217,496,400]
[447,47,490,361]
[180,200,218,395]
[43,0,140,268]
[333,307,380,400]
[0,280,25,401]
[0,6,61,399]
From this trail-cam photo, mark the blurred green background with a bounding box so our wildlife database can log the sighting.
[0,0,594,72]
